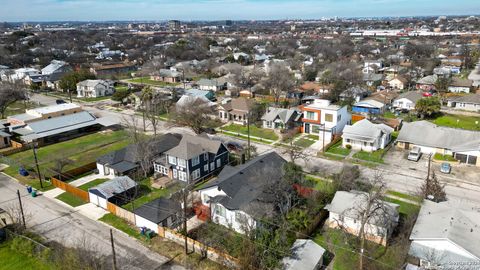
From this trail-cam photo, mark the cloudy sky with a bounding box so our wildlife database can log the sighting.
[0,0,478,22]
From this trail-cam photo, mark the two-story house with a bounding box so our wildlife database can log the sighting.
[300,99,350,144]
[153,134,229,183]
[217,97,255,125]
[197,152,290,234]
[76,80,114,98]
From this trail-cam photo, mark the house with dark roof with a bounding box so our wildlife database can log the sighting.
[217,97,255,125]
[153,134,229,184]
[197,152,290,234]
[96,133,182,177]
[88,176,137,209]
[134,198,182,232]
[446,94,480,112]
[448,77,472,93]
[150,69,181,83]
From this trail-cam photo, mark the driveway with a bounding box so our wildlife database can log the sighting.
[0,173,183,270]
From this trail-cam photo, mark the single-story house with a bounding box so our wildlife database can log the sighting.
[150,69,181,83]
[88,176,137,209]
[282,239,326,270]
[134,198,182,232]
[397,121,480,166]
[76,79,114,98]
[352,99,385,115]
[342,119,394,152]
[392,91,423,111]
[185,88,216,101]
[324,191,399,246]
[261,107,302,130]
[416,75,437,91]
[448,77,472,93]
[446,94,480,112]
[408,200,480,269]
[217,97,255,125]
[198,152,290,234]
[362,73,384,87]
[96,133,182,177]
[197,78,226,92]
[339,87,370,102]
[388,76,408,90]
[467,63,480,88]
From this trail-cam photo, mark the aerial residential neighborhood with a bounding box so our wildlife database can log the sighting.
[0,1,480,270]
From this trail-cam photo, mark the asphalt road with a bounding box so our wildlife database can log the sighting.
[0,174,183,270]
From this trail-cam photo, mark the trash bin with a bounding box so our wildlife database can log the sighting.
[140,227,146,235]
[19,168,29,177]
[26,186,32,194]
[31,189,37,197]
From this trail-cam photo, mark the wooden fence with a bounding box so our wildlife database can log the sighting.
[51,177,90,202]
[58,162,97,181]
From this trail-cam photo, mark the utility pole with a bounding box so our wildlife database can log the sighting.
[427,153,432,180]
[32,141,43,189]
[16,190,26,229]
[247,112,251,160]
[110,229,117,270]
[322,124,326,153]
[183,188,188,254]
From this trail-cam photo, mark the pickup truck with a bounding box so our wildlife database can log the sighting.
[407,147,422,162]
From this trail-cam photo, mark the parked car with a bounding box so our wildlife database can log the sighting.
[226,141,244,152]
[56,99,66,104]
[407,147,422,161]
[440,162,451,174]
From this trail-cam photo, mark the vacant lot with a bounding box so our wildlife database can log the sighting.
[3,130,130,190]
[432,113,480,131]
[127,77,180,87]
[221,124,279,141]
[0,240,55,270]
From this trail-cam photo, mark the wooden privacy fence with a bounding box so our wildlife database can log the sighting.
[51,177,90,202]
[58,162,97,181]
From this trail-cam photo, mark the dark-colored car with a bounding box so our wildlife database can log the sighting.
[226,141,244,152]
[56,99,66,104]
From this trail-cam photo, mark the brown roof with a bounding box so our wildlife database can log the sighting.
[449,77,472,88]
[367,90,399,104]
[300,82,333,92]
[221,97,254,112]
[92,62,136,71]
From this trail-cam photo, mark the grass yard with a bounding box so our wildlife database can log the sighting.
[122,179,182,211]
[4,101,39,117]
[386,190,422,203]
[432,113,480,131]
[127,77,180,87]
[352,149,386,164]
[55,192,87,207]
[326,139,351,156]
[221,124,279,141]
[433,153,457,161]
[78,178,109,191]
[3,130,130,191]
[99,213,140,239]
[382,111,397,119]
[384,197,420,217]
[294,138,315,148]
[307,134,319,140]
[0,240,55,270]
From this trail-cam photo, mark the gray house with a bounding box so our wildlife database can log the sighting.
[446,94,480,112]
[262,107,302,130]
[88,176,137,209]
[134,198,182,231]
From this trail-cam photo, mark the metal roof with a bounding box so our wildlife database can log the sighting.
[88,176,137,199]
[282,239,325,270]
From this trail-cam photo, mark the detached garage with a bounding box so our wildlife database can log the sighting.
[134,198,182,233]
[88,176,137,209]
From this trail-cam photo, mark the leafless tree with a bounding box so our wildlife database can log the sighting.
[2,201,32,232]
[50,156,74,181]
[281,129,306,164]
[264,62,295,104]
[231,66,264,90]
[0,81,27,118]
[419,171,447,203]
[168,98,215,134]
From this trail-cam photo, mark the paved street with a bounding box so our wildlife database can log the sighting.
[0,173,183,270]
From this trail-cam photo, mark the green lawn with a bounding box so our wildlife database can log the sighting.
[78,178,109,191]
[4,101,39,117]
[221,124,279,141]
[99,213,141,239]
[432,114,480,131]
[127,77,180,87]
[306,134,319,140]
[433,153,456,161]
[55,192,87,207]
[384,197,420,217]
[294,138,315,148]
[122,179,182,211]
[352,149,385,164]
[382,111,396,119]
[80,96,111,102]
[386,190,422,203]
[0,241,55,270]
[326,139,351,156]
[3,130,130,191]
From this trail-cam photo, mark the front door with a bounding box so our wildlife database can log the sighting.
[173,169,178,179]
[304,123,310,133]
[404,142,410,150]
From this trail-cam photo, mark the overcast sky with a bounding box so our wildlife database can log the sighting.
[0,0,478,22]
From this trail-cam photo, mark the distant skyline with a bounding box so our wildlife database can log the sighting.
[0,0,479,22]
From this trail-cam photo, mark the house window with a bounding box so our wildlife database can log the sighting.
[177,158,186,167]
[204,164,209,172]
[346,139,350,143]
[168,156,177,165]
[192,156,200,166]
[337,114,341,121]
[203,153,208,161]
[364,142,367,146]
[210,162,215,171]
[192,169,201,180]
[312,125,320,134]
[306,111,315,120]
[215,204,226,218]
[325,113,333,122]
[216,159,221,168]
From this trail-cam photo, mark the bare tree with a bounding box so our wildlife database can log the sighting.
[0,81,27,118]
[420,171,447,203]
[169,97,215,134]
[51,156,74,181]
[264,62,294,104]
[231,66,264,90]
[282,129,306,163]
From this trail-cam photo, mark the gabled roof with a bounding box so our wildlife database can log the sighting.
[219,97,254,112]
[199,152,288,218]
[261,107,300,123]
[41,60,68,75]
[448,94,480,105]
[77,79,109,88]
[343,119,393,142]
[395,91,423,103]
[282,239,325,270]
[165,134,224,160]
[416,74,437,85]
[449,77,472,88]
[353,99,385,109]
[409,200,480,262]
[197,78,224,87]
[134,198,181,224]
[89,176,137,199]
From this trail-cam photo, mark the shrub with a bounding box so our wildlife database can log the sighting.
[345,144,352,150]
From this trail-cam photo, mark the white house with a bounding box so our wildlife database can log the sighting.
[261,107,302,130]
[342,119,394,152]
[409,200,480,269]
[197,78,226,92]
[76,80,114,98]
[448,77,472,93]
[282,239,326,270]
[388,76,408,90]
[446,94,480,112]
[88,176,137,209]
[198,152,289,234]
[301,99,351,144]
[392,91,423,111]
[324,191,399,246]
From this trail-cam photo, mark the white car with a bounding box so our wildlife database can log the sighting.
[407,147,422,162]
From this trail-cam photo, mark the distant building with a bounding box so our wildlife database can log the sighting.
[90,62,137,77]
[448,77,472,93]
[76,80,114,98]
[150,69,181,83]
[168,20,181,31]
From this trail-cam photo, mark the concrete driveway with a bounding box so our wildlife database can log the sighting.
[0,173,183,270]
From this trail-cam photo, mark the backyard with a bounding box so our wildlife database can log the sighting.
[127,77,180,87]
[3,130,130,190]
[4,101,39,117]
[121,178,182,211]
[432,113,480,131]
[221,124,279,141]
[55,178,109,207]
